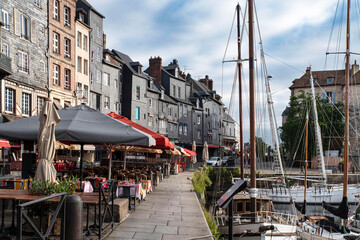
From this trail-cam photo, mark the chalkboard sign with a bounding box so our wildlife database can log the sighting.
[217,179,247,208]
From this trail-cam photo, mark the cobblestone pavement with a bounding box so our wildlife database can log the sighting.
[107,171,213,240]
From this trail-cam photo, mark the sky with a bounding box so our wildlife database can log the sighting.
[87,0,355,143]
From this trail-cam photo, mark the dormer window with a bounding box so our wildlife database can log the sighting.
[327,77,334,84]
[175,68,179,78]
[105,54,110,61]
[79,13,85,22]
[161,90,164,100]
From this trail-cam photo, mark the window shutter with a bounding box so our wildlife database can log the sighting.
[31,19,36,43]
[321,92,326,100]
[14,8,20,36]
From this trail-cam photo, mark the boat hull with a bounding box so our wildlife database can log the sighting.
[259,184,359,204]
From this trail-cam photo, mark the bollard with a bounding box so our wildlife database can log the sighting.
[65,195,83,240]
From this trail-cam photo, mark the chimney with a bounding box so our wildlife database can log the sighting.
[351,60,359,77]
[103,33,106,49]
[199,75,213,91]
[149,56,162,84]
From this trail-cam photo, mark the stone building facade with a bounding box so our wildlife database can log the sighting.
[75,19,90,105]
[0,0,48,119]
[76,0,105,111]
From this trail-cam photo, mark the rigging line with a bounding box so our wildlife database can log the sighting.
[222,6,237,63]
[229,65,238,115]
[325,0,341,64]
[263,52,305,74]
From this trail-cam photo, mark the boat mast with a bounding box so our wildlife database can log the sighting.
[304,111,309,220]
[343,0,350,198]
[237,4,244,180]
[309,72,327,183]
[248,0,257,222]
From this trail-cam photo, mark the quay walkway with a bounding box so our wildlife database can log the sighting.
[107,171,213,240]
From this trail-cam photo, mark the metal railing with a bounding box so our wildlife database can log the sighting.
[16,192,66,240]
[0,53,11,74]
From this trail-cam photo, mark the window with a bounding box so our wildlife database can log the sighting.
[169,123,173,131]
[90,73,93,85]
[184,124,188,135]
[184,104,187,116]
[20,14,30,40]
[169,107,172,116]
[246,202,251,212]
[53,64,59,85]
[53,0,59,20]
[96,70,101,83]
[1,43,8,56]
[97,27,101,37]
[97,47,101,62]
[22,92,31,116]
[105,54,110,61]
[83,59,88,75]
[77,83,82,99]
[79,13,85,22]
[83,36,87,51]
[136,86,140,100]
[208,122,210,128]
[18,51,29,73]
[135,107,140,120]
[77,32,81,48]
[53,32,59,53]
[148,116,153,126]
[322,92,336,103]
[179,123,183,135]
[77,57,82,73]
[237,202,243,212]
[327,77,334,84]
[104,96,110,109]
[197,115,201,124]
[178,87,181,98]
[172,85,176,97]
[5,88,14,113]
[114,79,118,88]
[149,99,152,108]
[91,51,94,62]
[64,7,70,27]
[179,104,183,116]
[161,90,164,100]
[34,0,41,8]
[1,10,9,30]
[39,61,46,72]
[83,85,88,101]
[197,130,201,139]
[64,38,70,58]
[64,69,70,89]
[37,97,45,114]
[103,73,110,86]
[213,116,216,127]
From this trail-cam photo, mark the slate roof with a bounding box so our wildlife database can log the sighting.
[282,106,290,116]
[78,0,105,18]
[112,50,148,79]
[290,68,360,89]
[223,112,235,122]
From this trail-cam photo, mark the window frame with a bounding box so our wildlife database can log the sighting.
[22,92,31,116]
[1,43,9,56]
[103,72,110,86]
[135,107,140,120]
[64,38,71,58]
[104,96,110,109]
[20,14,30,40]
[5,88,15,113]
[53,0,59,20]
[18,51,29,73]
[53,32,59,53]
[77,31,82,48]
[53,64,59,85]
[83,59,88,75]
[37,96,45,114]
[1,10,9,30]
[64,6,70,27]
[64,68,70,89]
[136,86,140,100]
[77,56,82,73]
[83,35,87,51]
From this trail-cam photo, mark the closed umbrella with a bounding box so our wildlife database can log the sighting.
[191,141,197,163]
[35,99,61,182]
[202,141,209,162]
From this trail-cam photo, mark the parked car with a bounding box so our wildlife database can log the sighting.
[222,156,235,167]
[206,157,222,167]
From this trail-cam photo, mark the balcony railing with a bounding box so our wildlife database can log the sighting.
[0,53,12,76]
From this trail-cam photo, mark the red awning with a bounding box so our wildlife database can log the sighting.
[183,148,197,156]
[107,112,174,150]
[0,139,10,148]
[208,144,219,149]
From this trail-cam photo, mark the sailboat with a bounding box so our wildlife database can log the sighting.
[260,69,359,205]
[215,2,297,239]
[297,0,360,239]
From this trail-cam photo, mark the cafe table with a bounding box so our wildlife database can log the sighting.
[116,182,145,200]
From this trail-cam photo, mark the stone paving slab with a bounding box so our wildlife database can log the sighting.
[107,171,213,240]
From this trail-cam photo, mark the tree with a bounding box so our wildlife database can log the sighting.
[280,91,344,163]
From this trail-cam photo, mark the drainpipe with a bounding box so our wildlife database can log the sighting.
[47,0,51,95]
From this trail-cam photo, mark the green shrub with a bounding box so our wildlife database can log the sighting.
[203,207,221,240]
[28,176,78,196]
[192,166,212,194]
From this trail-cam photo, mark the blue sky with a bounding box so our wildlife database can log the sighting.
[88,0,355,143]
